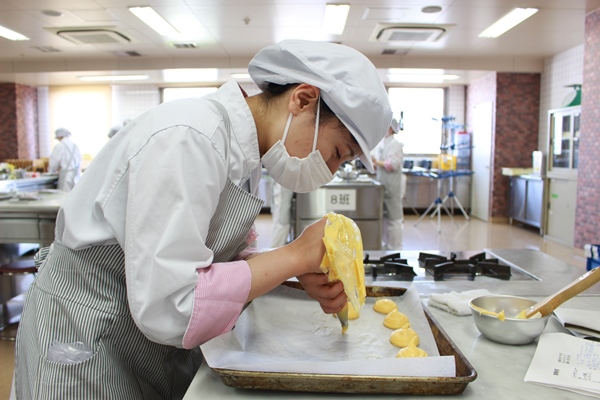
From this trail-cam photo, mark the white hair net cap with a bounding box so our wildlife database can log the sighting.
[55,128,71,138]
[390,118,400,134]
[248,40,392,173]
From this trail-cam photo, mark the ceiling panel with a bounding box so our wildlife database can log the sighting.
[0,0,597,86]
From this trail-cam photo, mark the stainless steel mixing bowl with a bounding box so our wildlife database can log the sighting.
[469,295,552,345]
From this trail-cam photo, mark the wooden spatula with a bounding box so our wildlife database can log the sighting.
[517,267,600,319]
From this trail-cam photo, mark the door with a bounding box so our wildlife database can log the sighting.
[470,102,493,221]
[546,178,577,246]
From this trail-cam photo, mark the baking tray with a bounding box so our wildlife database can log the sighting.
[211,283,477,395]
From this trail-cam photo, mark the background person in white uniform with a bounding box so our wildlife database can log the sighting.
[47,127,81,192]
[13,40,392,399]
[270,182,294,247]
[372,118,406,249]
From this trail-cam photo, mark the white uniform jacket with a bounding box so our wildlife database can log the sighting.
[53,81,262,347]
[48,136,81,191]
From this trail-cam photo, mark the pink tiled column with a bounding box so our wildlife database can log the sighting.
[575,9,600,248]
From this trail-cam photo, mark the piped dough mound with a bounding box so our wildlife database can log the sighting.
[348,302,360,320]
[395,337,428,358]
[390,323,420,348]
[373,298,397,314]
[383,309,409,330]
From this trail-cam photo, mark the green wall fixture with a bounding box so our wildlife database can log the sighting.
[564,84,582,107]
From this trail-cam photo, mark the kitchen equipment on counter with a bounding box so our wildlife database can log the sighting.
[294,180,384,250]
[532,150,543,176]
[361,251,537,283]
[519,266,600,318]
[469,295,552,345]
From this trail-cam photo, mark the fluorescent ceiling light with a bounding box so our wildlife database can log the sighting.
[230,73,251,79]
[129,6,180,36]
[163,68,218,82]
[77,74,149,82]
[479,8,538,38]
[389,68,445,75]
[324,4,350,35]
[387,68,459,83]
[0,25,29,41]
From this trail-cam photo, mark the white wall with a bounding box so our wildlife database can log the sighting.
[538,45,584,153]
[110,84,161,128]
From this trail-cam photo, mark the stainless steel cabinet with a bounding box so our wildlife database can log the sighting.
[509,176,543,234]
[294,180,384,250]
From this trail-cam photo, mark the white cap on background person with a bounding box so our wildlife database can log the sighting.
[55,128,71,138]
[248,39,393,173]
[390,118,400,134]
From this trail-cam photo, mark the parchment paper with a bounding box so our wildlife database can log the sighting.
[201,284,456,377]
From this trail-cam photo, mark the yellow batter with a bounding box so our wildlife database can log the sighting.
[347,301,360,320]
[396,336,428,358]
[390,323,420,348]
[373,298,397,314]
[319,213,366,333]
[383,309,409,330]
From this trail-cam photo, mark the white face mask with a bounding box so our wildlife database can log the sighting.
[261,100,334,193]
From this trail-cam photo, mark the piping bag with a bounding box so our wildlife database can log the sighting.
[319,213,366,333]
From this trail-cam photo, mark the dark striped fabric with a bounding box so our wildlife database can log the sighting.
[15,243,202,399]
[206,179,264,263]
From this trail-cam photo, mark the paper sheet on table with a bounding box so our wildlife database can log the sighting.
[201,284,456,377]
[554,308,600,340]
[524,332,600,397]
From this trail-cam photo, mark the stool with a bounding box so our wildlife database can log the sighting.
[0,259,37,341]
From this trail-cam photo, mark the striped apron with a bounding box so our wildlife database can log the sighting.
[14,103,264,399]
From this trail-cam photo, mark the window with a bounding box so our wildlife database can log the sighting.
[387,87,445,154]
[161,87,218,103]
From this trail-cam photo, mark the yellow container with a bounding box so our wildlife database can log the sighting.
[438,154,456,170]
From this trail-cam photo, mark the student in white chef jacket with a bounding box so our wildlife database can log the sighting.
[47,127,81,191]
[270,182,294,247]
[372,118,406,249]
[13,40,392,400]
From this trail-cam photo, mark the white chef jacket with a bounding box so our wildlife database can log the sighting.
[48,136,81,191]
[54,80,262,346]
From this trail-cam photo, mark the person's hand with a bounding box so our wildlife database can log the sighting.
[371,156,378,169]
[288,218,327,275]
[297,273,347,314]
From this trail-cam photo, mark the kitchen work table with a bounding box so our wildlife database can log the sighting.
[0,175,58,192]
[0,190,66,244]
[183,249,597,400]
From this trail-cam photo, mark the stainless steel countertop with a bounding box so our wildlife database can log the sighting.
[0,191,66,213]
[185,295,598,400]
[0,175,58,191]
[184,249,599,399]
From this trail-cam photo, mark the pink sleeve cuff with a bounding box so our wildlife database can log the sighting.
[182,260,251,349]
[383,160,395,172]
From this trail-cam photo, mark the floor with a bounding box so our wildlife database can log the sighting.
[0,213,586,398]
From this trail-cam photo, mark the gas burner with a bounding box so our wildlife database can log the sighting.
[418,252,512,281]
[363,253,417,281]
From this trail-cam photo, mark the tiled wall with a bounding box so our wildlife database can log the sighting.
[0,84,18,160]
[465,72,541,220]
[538,45,584,152]
[16,84,38,159]
[110,84,161,127]
[575,10,600,248]
[493,73,541,218]
[446,85,466,126]
[0,83,38,161]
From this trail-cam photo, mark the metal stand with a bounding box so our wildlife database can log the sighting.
[434,173,470,220]
[414,175,453,233]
